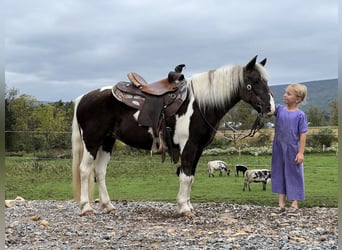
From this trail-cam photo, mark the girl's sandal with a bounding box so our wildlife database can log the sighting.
[277,207,286,214]
[288,207,299,214]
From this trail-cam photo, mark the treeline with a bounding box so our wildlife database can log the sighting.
[5,88,74,154]
[5,87,338,155]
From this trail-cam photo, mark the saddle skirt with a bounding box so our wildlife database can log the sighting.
[111,66,187,162]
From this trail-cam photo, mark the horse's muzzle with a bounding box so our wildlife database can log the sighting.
[267,93,276,116]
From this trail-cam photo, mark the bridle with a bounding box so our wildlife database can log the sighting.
[191,81,266,141]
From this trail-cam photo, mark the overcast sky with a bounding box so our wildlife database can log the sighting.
[5,0,338,102]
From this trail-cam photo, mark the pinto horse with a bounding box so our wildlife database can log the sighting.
[72,55,275,216]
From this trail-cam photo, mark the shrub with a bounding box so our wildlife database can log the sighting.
[309,128,336,148]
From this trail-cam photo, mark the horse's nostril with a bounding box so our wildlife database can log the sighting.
[256,102,262,112]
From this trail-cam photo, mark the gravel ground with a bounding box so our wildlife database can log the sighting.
[5,200,338,249]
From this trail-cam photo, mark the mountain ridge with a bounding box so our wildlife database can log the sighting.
[269,78,337,113]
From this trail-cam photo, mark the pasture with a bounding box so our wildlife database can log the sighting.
[5,152,337,208]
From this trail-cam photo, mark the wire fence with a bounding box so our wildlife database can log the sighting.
[5,128,338,161]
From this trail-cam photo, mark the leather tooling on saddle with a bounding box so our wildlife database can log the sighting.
[112,65,187,162]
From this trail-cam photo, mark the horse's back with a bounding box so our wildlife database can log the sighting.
[77,87,114,113]
[75,88,119,155]
[76,86,154,154]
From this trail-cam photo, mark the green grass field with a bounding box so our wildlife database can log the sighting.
[5,152,338,208]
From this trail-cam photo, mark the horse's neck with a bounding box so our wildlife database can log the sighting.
[217,96,242,119]
[193,96,241,130]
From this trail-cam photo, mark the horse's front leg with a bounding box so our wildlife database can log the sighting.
[177,145,203,217]
[94,148,115,214]
[177,171,195,216]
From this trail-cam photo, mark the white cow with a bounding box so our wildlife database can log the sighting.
[207,160,230,177]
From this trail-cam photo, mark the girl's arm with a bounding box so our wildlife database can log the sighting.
[295,132,307,164]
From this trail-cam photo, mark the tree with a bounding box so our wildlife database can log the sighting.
[5,86,19,151]
[329,100,338,126]
[310,128,336,148]
[307,106,326,126]
[224,101,258,130]
[6,94,40,151]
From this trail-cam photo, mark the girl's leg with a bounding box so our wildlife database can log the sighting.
[278,194,286,207]
[291,200,298,209]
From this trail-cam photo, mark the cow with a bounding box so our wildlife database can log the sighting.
[243,169,271,191]
[235,164,248,177]
[207,160,230,177]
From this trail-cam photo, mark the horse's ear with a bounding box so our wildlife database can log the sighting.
[246,55,258,70]
[259,58,267,66]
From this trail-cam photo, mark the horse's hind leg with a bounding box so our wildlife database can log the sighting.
[79,150,96,215]
[94,147,115,214]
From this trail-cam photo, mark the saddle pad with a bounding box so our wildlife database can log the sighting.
[112,80,188,116]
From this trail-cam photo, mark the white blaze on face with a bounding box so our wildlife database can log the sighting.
[268,93,276,115]
[173,96,195,154]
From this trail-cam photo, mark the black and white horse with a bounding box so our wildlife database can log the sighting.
[72,56,275,216]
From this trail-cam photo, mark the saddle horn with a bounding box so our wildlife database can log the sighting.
[168,71,184,83]
[175,64,186,73]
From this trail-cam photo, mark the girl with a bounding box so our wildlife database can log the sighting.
[271,83,308,212]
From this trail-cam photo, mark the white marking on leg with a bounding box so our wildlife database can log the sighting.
[177,172,194,214]
[95,148,115,213]
[79,148,95,215]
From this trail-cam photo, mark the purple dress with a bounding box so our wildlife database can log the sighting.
[271,104,308,200]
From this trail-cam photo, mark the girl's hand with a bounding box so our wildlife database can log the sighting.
[295,152,304,165]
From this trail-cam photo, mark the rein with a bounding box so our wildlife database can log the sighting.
[239,113,264,139]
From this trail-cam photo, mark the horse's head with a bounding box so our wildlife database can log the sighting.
[240,55,275,117]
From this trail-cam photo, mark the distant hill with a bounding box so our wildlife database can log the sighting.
[269,79,337,113]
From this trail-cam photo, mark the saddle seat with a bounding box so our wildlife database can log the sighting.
[128,72,182,96]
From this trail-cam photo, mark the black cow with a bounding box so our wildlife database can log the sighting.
[235,164,248,177]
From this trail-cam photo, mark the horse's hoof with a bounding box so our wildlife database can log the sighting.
[107,208,116,215]
[191,209,197,215]
[79,210,94,216]
[182,211,196,217]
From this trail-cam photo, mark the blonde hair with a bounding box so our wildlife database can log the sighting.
[287,83,307,103]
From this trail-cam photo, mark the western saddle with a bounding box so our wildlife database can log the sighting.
[112,64,187,162]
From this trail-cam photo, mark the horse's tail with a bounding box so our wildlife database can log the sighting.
[72,96,83,201]
[72,96,94,202]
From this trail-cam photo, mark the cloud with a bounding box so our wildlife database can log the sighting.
[5,0,338,101]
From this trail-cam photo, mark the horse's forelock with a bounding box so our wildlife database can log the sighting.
[189,65,244,109]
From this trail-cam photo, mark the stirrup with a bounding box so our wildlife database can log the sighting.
[151,132,168,154]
